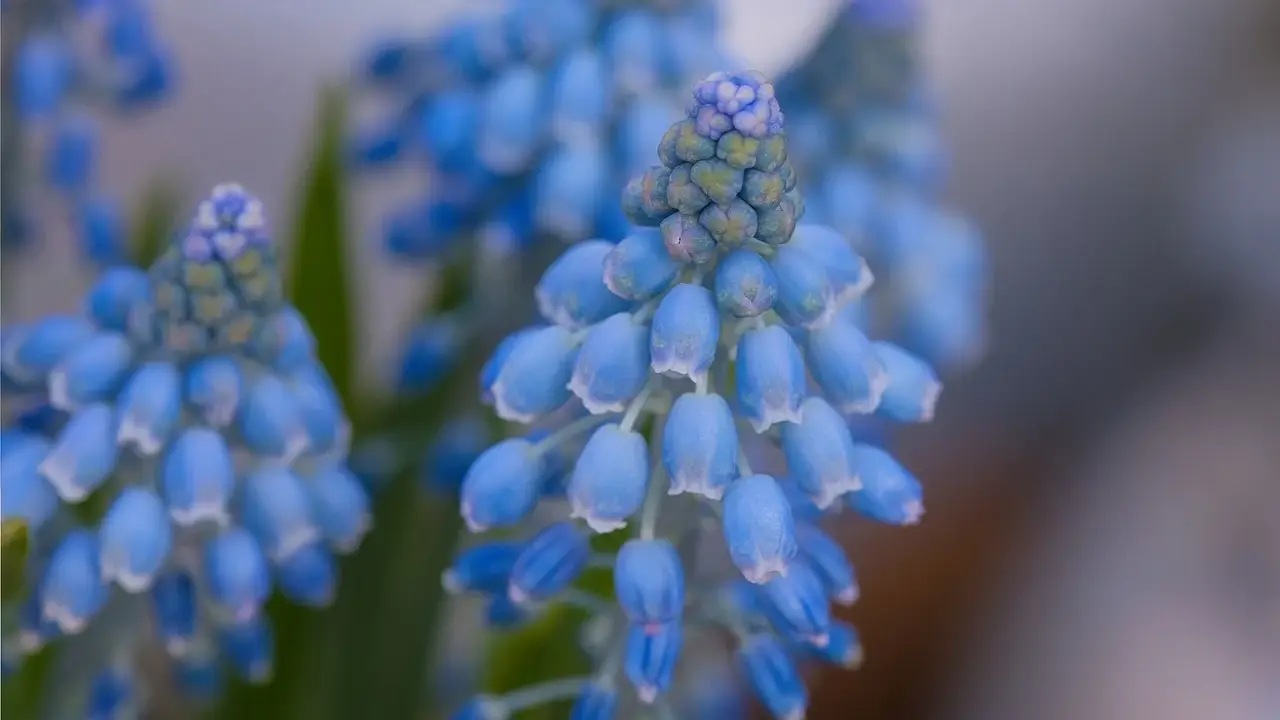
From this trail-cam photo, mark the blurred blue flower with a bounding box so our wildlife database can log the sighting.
[2,0,176,262]
[775,0,987,370]
[0,185,369,709]
[448,71,951,719]
[352,0,731,263]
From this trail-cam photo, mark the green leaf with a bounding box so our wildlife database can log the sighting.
[287,85,356,410]
[129,172,184,267]
[1,519,29,600]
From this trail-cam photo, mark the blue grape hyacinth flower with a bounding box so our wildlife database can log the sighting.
[776,0,987,371]
[446,71,946,720]
[2,0,176,263]
[351,0,730,266]
[0,185,370,710]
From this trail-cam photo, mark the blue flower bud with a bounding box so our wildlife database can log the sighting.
[567,424,648,533]
[490,325,580,422]
[571,682,619,720]
[289,364,346,456]
[460,439,545,531]
[115,361,181,455]
[690,159,744,206]
[48,332,133,410]
[3,316,94,386]
[47,113,96,193]
[536,241,631,330]
[804,321,888,415]
[659,212,716,265]
[873,342,942,422]
[426,417,489,494]
[398,318,461,393]
[846,446,923,525]
[790,224,873,302]
[99,487,171,592]
[204,528,271,624]
[714,249,778,317]
[615,539,684,628]
[220,616,274,683]
[443,542,522,595]
[650,283,718,384]
[665,164,710,216]
[40,403,119,502]
[536,146,608,239]
[238,374,308,462]
[161,427,235,526]
[754,195,798,246]
[506,0,592,62]
[795,523,858,606]
[184,356,242,428]
[419,89,480,174]
[275,542,336,607]
[305,465,370,553]
[251,308,315,375]
[151,571,197,656]
[479,327,537,404]
[814,165,878,241]
[689,71,783,140]
[658,119,714,168]
[0,434,57,528]
[759,560,831,646]
[77,196,126,265]
[624,621,682,703]
[479,66,544,174]
[570,313,650,414]
[736,326,805,432]
[739,635,807,720]
[723,474,797,584]
[41,530,108,634]
[16,36,70,119]
[550,50,610,139]
[603,228,679,301]
[770,244,839,329]
[240,467,319,562]
[361,38,414,82]
[508,521,589,603]
[780,397,861,509]
[85,267,149,332]
[662,392,737,500]
[813,621,863,668]
[350,116,405,168]
[699,199,758,247]
[604,11,662,94]
[87,668,133,719]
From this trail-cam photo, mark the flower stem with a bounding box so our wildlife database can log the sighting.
[533,413,612,455]
[498,676,591,713]
[619,379,657,433]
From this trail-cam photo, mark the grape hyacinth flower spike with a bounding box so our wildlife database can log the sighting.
[2,0,176,262]
[776,0,988,370]
[448,72,943,719]
[351,0,732,416]
[0,184,370,709]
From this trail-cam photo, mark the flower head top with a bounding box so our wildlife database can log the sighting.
[3,0,176,264]
[0,185,369,711]
[689,71,783,140]
[447,72,941,720]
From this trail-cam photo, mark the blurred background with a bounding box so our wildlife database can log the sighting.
[5,0,1279,717]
